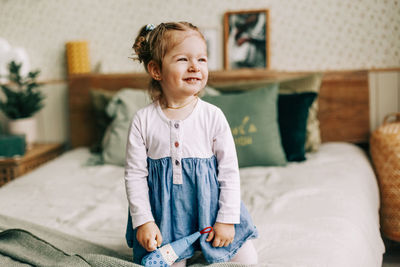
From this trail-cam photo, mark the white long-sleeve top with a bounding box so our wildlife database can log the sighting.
[124,98,241,229]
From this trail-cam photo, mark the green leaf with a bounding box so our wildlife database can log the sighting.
[0,60,45,119]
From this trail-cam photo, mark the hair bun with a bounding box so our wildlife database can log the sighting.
[132,25,153,63]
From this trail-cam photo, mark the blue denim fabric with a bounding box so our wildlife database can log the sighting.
[125,156,258,264]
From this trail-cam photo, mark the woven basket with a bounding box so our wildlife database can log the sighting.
[370,112,400,241]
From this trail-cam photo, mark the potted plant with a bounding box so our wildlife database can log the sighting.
[0,61,45,148]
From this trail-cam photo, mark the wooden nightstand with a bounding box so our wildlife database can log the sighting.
[0,143,65,187]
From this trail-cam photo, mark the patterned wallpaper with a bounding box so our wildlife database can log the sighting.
[0,0,399,80]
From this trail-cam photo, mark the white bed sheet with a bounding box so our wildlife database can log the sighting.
[0,142,384,266]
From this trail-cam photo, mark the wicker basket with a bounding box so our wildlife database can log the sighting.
[370,112,400,241]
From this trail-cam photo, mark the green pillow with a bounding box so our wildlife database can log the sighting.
[102,89,150,166]
[278,92,317,161]
[203,84,287,168]
[210,73,322,152]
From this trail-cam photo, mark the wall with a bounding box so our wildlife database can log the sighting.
[1,0,399,78]
[0,0,399,143]
[370,71,400,131]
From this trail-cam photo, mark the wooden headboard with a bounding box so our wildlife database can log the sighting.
[68,69,369,148]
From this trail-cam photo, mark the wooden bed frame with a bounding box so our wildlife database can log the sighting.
[67,69,369,149]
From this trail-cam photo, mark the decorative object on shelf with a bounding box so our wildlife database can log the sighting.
[224,9,270,70]
[0,61,45,149]
[66,41,90,75]
[370,112,400,241]
[8,117,37,149]
[0,135,25,157]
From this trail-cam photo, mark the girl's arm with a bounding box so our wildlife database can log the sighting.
[125,116,162,251]
[125,114,154,229]
[212,108,241,224]
[208,108,240,247]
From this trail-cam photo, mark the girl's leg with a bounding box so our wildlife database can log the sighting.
[172,259,187,267]
[230,240,258,265]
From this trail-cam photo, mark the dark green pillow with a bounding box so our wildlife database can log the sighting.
[203,84,287,168]
[278,92,317,161]
[90,89,116,153]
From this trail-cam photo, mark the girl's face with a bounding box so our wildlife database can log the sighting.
[158,31,208,101]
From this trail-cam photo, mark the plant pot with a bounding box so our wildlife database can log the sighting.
[8,117,37,149]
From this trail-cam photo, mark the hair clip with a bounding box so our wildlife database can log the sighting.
[146,24,155,31]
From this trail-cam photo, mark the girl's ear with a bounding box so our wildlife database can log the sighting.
[147,60,162,81]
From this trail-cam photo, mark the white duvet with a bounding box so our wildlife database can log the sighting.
[0,142,384,266]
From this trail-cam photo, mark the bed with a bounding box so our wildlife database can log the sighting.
[0,69,385,266]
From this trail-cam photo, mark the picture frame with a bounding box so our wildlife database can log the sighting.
[224,9,270,70]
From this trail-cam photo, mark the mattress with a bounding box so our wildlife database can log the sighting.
[0,142,384,266]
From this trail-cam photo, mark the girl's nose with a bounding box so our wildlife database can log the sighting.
[189,62,200,72]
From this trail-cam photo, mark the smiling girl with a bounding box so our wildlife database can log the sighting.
[124,22,258,266]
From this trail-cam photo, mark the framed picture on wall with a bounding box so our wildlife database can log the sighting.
[224,9,270,70]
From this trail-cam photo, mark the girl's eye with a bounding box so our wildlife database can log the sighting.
[199,58,207,62]
[178,58,187,61]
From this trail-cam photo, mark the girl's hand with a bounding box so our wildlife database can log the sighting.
[136,221,163,252]
[206,222,235,247]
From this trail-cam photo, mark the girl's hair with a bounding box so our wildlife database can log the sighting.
[132,22,206,103]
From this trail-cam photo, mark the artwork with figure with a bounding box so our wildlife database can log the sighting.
[224,10,269,69]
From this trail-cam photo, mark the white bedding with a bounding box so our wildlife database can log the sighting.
[0,142,384,266]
